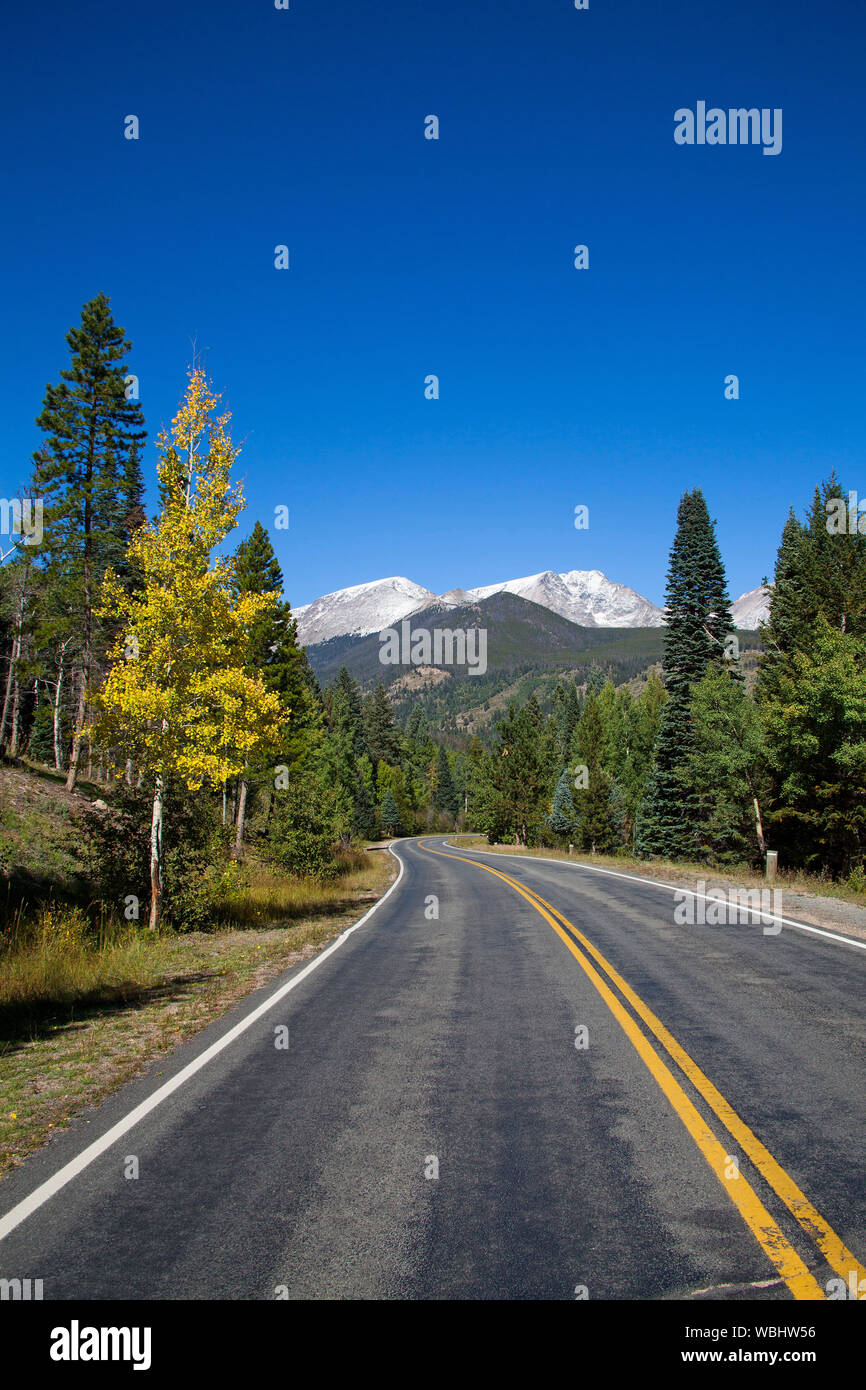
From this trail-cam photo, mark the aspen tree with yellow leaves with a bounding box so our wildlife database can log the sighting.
[91,369,287,930]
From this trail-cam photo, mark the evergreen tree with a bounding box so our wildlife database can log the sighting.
[266,782,338,879]
[687,664,770,863]
[331,667,366,757]
[760,477,866,698]
[231,520,317,852]
[0,553,36,756]
[320,681,376,840]
[584,663,607,698]
[614,673,666,846]
[756,477,866,872]
[490,694,549,845]
[547,768,576,838]
[363,684,401,768]
[637,490,734,859]
[662,489,736,700]
[760,618,866,876]
[380,787,401,836]
[433,744,459,816]
[32,293,146,789]
[573,691,616,853]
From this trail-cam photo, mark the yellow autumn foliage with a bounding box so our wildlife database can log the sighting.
[91,368,287,789]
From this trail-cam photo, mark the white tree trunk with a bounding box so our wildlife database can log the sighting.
[65,671,87,792]
[149,774,164,931]
[0,632,20,749]
[53,643,66,771]
[234,775,249,858]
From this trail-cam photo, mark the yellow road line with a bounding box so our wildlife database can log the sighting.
[419,840,827,1299]
[513,873,866,1291]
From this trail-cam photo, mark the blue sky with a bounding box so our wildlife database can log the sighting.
[2,0,863,610]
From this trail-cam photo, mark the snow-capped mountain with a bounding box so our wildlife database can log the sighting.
[293,572,775,645]
[293,577,436,646]
[463,569,665,629]
[294,569,664,645]
[293,572,773,646]
[731,585,773,630]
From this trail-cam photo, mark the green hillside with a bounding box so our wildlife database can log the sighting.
[302,591,763,740]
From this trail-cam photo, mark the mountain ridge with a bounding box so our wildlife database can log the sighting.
[293,571,772,644]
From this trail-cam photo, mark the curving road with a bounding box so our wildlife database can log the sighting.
[1,837,864,1301]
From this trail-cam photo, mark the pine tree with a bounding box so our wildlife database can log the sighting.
[491,694,549,845]
[662,489,735,700]
[320,681,375,839]
[31,293,146,789]
[637,490,734,859]
[760,477,866,698]
[0,554,36,756]
[573,691,616,853]
[433,744,459,816]
[231,521,317,853]
[380,787,401,836]
[547,768,576,838]
[614,673,666,846]
[688,664,770,863]
[760,618,866,876]
[363,684,402,768]
[331,668,366,757]
[584,663,607,697]
[756,477,866,871]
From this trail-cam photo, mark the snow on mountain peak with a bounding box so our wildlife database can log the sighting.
[293,576,435,645]
[730,585,773,630]
[293,568,670,644]
[463,569,665,628]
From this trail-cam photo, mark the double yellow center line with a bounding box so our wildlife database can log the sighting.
[420,841,866,1301]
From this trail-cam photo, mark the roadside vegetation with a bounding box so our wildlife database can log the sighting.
[2,292,864,1177]
[461,483,866,893]
[454,836,866,914]
[0,836,393,1178]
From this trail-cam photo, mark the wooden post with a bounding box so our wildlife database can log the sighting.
[765,850,778,882]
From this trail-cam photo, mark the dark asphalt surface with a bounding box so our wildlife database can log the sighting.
[1,837,864,1301]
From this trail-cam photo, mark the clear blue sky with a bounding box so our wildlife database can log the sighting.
[2,0,863,609]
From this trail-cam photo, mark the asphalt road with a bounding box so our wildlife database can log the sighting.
[1,837,864,1301]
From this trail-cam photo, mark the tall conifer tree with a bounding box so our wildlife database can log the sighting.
[231,520,316,852]
[32,293,146,789]
[637,489,734,858]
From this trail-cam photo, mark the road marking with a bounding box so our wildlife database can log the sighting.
[420,840,830,1300]
[447,840,866,954]
[520,876,866,1292]
[0,847,405,1246]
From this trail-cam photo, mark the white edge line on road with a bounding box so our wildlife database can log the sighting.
[0,844,406,1245]
[442,840,866,954]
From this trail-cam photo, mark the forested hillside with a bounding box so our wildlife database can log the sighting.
[2,295,865,960]
[464,483,866,880]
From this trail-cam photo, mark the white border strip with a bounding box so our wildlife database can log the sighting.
[0,845,406,1244]
[443,840,866,954]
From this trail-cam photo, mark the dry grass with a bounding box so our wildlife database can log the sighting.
[0,848,396,1178]
[451,836,866,909]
